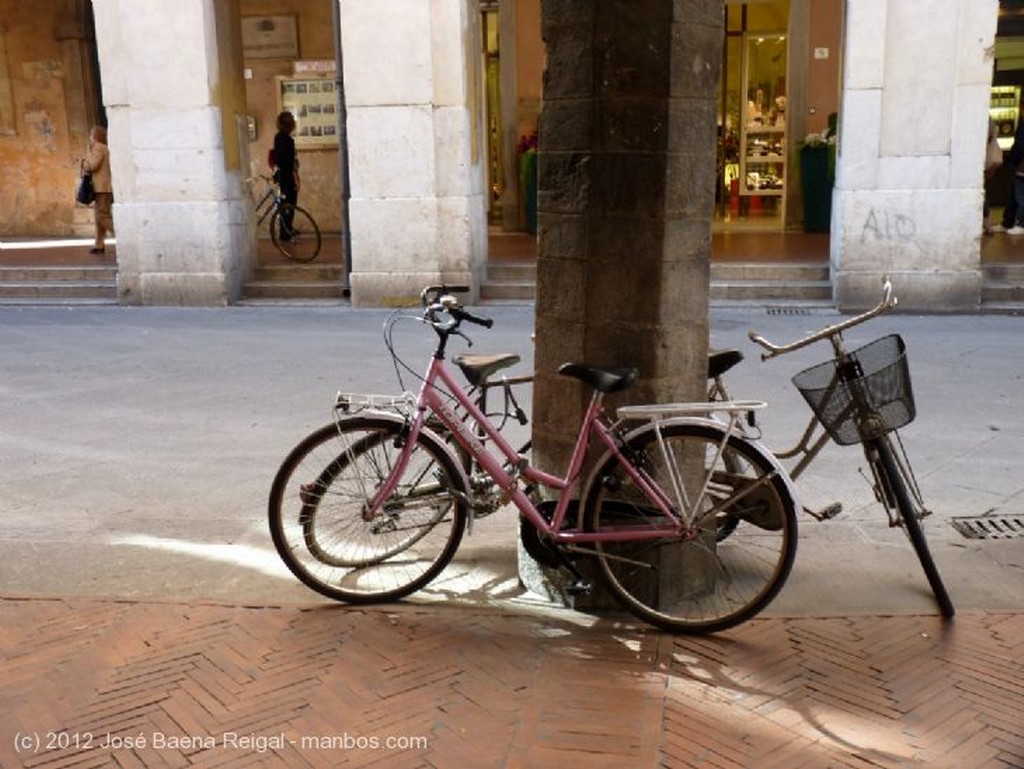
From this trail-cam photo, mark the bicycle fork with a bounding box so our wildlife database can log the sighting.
[861,434,930,528]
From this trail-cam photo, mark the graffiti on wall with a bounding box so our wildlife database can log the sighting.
[861,208,917,242]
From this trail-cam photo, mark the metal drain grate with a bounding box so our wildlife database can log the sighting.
[951,515,1024,540]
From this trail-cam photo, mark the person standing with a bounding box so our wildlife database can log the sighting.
[997,102,1024,234]
[85,125,114,254]
[273,111,300,238]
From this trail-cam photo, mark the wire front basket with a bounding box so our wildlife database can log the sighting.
[792,334,915,446]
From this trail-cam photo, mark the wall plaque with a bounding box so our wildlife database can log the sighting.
[242,16,299,60]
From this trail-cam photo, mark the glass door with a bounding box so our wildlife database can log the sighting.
[738,32,787,222]
[717,2,790,229]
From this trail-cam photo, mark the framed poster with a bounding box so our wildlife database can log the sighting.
[242,16,299,60]
[278,76,339,148]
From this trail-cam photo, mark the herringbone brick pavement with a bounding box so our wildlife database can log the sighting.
[1,598,1021,769]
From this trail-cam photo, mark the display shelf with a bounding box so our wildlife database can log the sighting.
[740,125,785,197]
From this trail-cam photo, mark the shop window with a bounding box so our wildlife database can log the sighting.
[719,2,790,225]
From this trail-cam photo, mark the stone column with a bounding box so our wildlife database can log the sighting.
[533,0,721,467]
[93,0,254,306]
[832,0,998,311]
[340,0,488,306]
[526,1,721,604]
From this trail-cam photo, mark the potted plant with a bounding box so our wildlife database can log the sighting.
[800,113,837,233]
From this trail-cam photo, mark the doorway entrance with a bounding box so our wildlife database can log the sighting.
[718,1,790,231]
[982,1,1024,266]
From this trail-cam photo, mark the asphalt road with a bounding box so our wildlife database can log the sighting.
[2,302,1022,618]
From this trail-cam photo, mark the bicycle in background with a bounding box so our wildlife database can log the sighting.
[248,174,321,263]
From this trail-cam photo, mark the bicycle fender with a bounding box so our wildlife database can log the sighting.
[600,416,803,516]
[332,411,470,492]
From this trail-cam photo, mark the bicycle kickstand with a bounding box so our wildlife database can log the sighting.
[554,550,593,597]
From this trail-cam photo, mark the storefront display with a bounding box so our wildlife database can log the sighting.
[990,85,1020,150]
[738,33,787,213]
[741,126,786,196]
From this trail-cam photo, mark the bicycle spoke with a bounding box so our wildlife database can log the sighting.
[585,423,797,634]
[269,420,467,602]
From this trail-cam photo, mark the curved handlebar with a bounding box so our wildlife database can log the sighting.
[420,284,470,305]
[450,306,494,329]
[419,284,493,334]
[748,278,896,360]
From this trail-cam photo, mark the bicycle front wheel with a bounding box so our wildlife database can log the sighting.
[870,434,955,618]
[268,418,468,603]
[270,204,321,262]
[583,422,798,634]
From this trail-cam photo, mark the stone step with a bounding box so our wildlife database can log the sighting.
[710,261,830,282]
[252,264,344,282]
[242,280,346,301]
[481,263,834,304]
[481,259,537,301]
[980,303,1024,315]
[0,266,118,281]
[710,280,833,302]
[486,260,537,282]
[710,262,832,303]
[3,258,1018,310]
[981,264,1024,311]
[242,261,346,302]
[480,281,536,302]
[982,281,1024,303]
[0,265,117,304]
[0,282,117,302]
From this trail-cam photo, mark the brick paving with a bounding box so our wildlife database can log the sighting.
[2,273,1023,768]
[1,597,1021,769]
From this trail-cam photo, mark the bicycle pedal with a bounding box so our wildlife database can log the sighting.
[805,502,842,521]
[566,578,593,597]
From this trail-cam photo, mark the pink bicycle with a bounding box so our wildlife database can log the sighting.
[269,285,799,633]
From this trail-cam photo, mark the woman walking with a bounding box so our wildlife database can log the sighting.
[85,125,114,254]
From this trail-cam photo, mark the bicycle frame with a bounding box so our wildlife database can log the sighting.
[253,185,278,226]
[739,278,929,516]
[361,356,691,545]
[709,281,892,473]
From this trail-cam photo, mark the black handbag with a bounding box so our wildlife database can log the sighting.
[76,162,95,205]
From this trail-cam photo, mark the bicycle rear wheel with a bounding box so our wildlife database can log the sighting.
[268,417,468,603]
[583,422,798,634]
[869,434,955,618]
[270,203,321,262]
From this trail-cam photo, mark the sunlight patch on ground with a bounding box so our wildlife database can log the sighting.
[108,534,291,579]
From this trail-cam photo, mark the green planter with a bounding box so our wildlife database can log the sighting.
[800,145,833,233]
[519,150,537,234]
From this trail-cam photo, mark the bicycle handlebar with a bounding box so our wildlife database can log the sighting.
[420,284,469,304]
[748,277,897,360]
[449,305,494,329]
[418,284,493,333]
